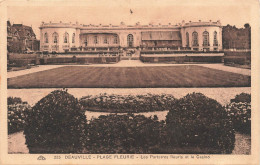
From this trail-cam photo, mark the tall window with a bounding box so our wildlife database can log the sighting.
[213,31,218,46]
[113,34,118,44]
[64,32,69,43]
[52,32,59,43]
[203,31,209,46]
[186,32,189,47]
[127,34,134,47]
[94,36,98,44]
[72,33,75,43]
[104,37,108,44]
[44,33,48,43]
[192,32,198,46]
[84,38,88,46]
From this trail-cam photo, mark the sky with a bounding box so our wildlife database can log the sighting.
[7,0,252,39]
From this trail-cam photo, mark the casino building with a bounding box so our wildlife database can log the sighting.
[39,20,224,63]
[40,20,222,52]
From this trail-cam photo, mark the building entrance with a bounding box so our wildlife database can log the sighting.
[127,34,134,47]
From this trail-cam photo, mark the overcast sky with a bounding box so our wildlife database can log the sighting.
[7,0,252,39]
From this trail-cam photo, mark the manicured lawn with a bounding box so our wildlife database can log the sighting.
[7,65,250,88]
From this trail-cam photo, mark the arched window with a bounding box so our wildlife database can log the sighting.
[104,37,108,44]
[192,32,198,46]
[213,31,218,46]
[72,33,75,43]
[64,32,69,43]
[127,34,134,47]
[186,32,189,47]
[113,34,118,44]
[44,33,48,43]
[94,36,98,44]
[203,31,209,46]
[52,32,59,43]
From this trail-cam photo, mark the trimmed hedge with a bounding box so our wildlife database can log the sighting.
[166,93,235,154]
[85,114,165,154]
[24,90,87,153]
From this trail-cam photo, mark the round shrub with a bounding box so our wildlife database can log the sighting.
[8,102,31,134]
[86,114,165,154]
[226,102,251,134]
[231,93,251,103]
[166,93,235,154]
[24,90,87,153]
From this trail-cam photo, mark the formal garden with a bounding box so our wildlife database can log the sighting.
[8,90,251,154]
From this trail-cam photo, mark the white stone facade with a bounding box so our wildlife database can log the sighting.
[39,20,222,53]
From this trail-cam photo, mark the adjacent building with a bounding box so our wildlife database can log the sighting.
[7,21,40,53]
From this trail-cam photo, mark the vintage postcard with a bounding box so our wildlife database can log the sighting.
[0,0,259,164]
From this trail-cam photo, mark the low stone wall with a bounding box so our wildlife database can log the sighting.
[140,55,222,63]
[39,56,120,64]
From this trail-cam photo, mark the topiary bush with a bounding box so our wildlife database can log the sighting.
[231,93,251,103]
[8,100,31,134]
[166,93,235,154]
[85,114,165,154]
[24,89,87,153]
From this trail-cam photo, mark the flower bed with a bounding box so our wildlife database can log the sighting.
[8,99,31,134]
[17,90,240,154]
[80,93,177,113]
[226,102,251,134]
[225,93,251,134]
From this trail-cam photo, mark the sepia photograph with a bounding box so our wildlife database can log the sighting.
[0,0,259,164]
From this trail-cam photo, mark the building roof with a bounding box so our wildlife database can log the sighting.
[12,24,36,39]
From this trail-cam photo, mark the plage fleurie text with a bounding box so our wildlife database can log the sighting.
[61,155,210,160]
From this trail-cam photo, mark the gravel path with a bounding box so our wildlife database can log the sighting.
[8,131,29,154]
[7,65,64,78]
